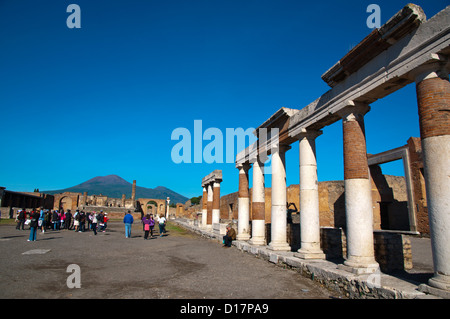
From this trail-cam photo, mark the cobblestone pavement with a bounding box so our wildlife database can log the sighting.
[0,221,344,299]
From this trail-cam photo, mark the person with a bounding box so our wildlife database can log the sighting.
[86,212,92,230]
[65,210,72,230]
[73,210,80,232]
[91,212,98,235]
[223,225,236,247]
[16,209,26,230]
[52,210,59,230]
[142,214,152,240]
[158,214,166,237]
[60,209,65,229]
[38,208,46,233]
[25,210,33,228]
[149,214,155,238]
[123,210,134,238]
[28,210,40,241]
[102,213,108,232]
[79,212,86,232]
[97,211,104,232]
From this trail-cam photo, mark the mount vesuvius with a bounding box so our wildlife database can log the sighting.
[43,175,189,204]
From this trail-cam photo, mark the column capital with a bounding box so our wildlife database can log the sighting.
[337,101,371,122]
[272,143,291,154]
[293,128,323,141]
[237,162,251,172]
[412,60,450,84]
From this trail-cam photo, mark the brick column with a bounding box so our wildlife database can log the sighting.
[206,183,213,229]
[268,144,291,251]
[294,130,325,260]
[249,157,266,246]
[212,180,221,225]
[201,186,208,228]
[132,180,136,203]
[237,163,251,241]
[338,103,379,274]
[415,66,450,292]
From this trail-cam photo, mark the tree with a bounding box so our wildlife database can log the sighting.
[190,196,202,206]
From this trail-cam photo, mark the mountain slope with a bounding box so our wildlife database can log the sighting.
[43,175,188,204]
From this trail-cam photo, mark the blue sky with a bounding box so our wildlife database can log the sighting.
[0,0,447,200]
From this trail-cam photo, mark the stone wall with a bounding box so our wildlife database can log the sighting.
[216,175,409,231]
[319,227,412,273]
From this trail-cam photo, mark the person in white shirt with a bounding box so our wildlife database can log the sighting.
[158,214,166,237]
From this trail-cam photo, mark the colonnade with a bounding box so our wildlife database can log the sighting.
[233,67,449,288]
[233,4,450,292]
[201,170,222,230]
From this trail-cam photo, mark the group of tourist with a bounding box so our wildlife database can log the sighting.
[16,208,169,242]
[15,207,109,241]
[123,210,167,239]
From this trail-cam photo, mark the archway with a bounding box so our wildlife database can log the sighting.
[146,200,158,215]
[59,196,72,211]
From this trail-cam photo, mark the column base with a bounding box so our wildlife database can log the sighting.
[236,234,250,241]
[419,283,450,299]
[248,237,265,246]
[338,259,379,275]
[268,241,291,252]
[428,273,450,291]
[295,249,325,260]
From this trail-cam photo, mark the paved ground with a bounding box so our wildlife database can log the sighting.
[0,221,344,299]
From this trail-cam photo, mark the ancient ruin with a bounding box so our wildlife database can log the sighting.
[200,170,223,234]
[178,4,450,295]
[0,180,173,220]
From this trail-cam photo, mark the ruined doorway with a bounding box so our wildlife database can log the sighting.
[59,196,72,211]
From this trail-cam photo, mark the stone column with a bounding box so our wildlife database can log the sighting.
[338,103,379,274]
[212,181,221,225]
[201,186,208,228]
[415,66,450,292]
[166,197,170,219]
[294,130,326,260]
[121,194,126,207]
[132,180,136,203]
[268,144,291,251]
[237,163,251,241]
[249,157,266,246]
[207,183,213,229]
